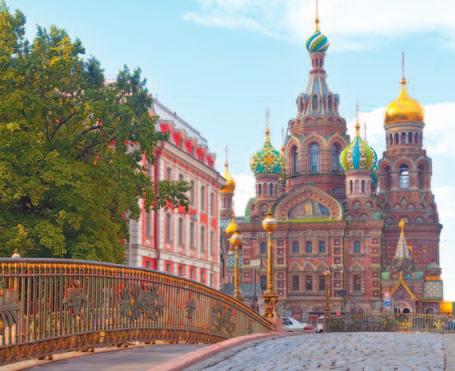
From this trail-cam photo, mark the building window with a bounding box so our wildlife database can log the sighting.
[310,143,320,173]
[190,222,195,249]
[166,166,172,180]
[258,183,262,196]
[349,180,353,194]
[292,275,300,291]
[190,267,195,280]
[269,183,273,197]
[354,241,361,254]
[260,242,267,255]
[319,241,326,253]
[312,95,318,111]
[178,217,184,245]
[384,166,391,191]
[319,275,326,291]
[305,275,313,291]
[305,241,313,253]
[292,241,299,254]
[200,185,206,211]
[178,173,184,182]
[165,213,172,243]
[353,274,361,291]
[418,165,425,189]
[178,265,184,277]
[210,192,214,216]
[165,262,171,273]
[145,261,151,269]
[200,269,206,284]
[291,146,298,175]
[145,208,152,238]
[210,231,214,256]
[200,225,205,252]
[331,144,341,172]
[361,180,366,193]
[399,165,410,189]
[190,180,195,205]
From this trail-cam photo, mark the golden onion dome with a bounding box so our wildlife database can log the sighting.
[385,78,424,125]
[220,161,236,194]
[225,214,238,236]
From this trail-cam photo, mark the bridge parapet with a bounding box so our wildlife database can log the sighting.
[0,258,273,364]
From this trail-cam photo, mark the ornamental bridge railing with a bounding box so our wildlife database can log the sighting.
[0,258,273,364]
[326,313,455,333]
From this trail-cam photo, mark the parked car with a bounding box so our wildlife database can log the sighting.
[282,317,314,331]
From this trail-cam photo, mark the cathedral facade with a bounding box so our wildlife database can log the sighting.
[221,15,443,317]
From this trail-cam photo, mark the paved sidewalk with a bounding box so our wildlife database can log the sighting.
[25,344,206,371]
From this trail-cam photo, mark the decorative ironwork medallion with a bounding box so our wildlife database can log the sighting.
[211,303,235,335]
[63,282,87,317]
[185,295,196,321]
[119,285,164,321]
[0,289,19,334]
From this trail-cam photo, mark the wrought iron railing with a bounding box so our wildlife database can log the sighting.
[326,313,455,333]
[0,258,272,364]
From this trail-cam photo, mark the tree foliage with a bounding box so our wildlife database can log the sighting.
[0,7,189,262]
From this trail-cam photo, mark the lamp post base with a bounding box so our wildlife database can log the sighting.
[262,292,279,319]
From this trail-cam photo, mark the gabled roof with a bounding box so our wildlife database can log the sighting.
[391,273,418,302]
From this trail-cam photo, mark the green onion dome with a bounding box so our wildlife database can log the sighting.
[340,122,378,172]
[250,128,284,175]
[306,30,329,53]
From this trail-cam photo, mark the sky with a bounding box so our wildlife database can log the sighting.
[6,0,455,300]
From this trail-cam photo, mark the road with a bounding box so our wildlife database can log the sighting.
[26,344,206,371]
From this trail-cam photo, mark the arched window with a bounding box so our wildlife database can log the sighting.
[399,164,410,189]
[414,132,419,145]
[349,180,353,194]
[401,132,406,144]
[394,133,399,144]
[312,95,318,111]
[389,134,393,146]
[258,183,262,196]
[291,146,298,175]
[310,143,320,173]
[361,180,365,194]
[408,132,413,144]
[418,165,425,189]
[331,143,341,172]
[200,225,205,252]
[384,166,391,191]
[269,183,274,197]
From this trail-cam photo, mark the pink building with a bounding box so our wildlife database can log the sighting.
[128,98,224,289]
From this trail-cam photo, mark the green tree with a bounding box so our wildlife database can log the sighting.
[0,6,189,262]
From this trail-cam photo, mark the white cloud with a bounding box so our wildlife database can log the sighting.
[184,0,455,49]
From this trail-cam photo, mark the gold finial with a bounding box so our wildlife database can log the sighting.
[354,101,360,136]
[399,218,406,235]
[224,145,229,166]
[265,108,271,143]
[315,0,320,32]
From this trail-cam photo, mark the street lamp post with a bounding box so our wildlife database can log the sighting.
[262,212,278,319]
[324,270,332,317]
[229,231,244,302]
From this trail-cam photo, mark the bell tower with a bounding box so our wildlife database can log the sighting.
[378,54,441,271]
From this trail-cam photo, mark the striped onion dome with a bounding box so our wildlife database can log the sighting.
[340,122,378,172]
[306,30,329,53]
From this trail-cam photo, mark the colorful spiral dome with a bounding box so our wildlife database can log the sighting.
[340,123,378,172]
[250,128,284,175]
[306,30,329,53]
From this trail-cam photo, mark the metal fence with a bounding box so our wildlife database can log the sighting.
[0,258,273,364]
[326,313,455,333]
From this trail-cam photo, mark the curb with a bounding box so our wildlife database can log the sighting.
[148,332,285,371]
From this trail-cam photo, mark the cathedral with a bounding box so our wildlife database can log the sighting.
[220,10,443,317]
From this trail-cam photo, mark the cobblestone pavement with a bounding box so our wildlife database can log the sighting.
[190,333,446,371]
